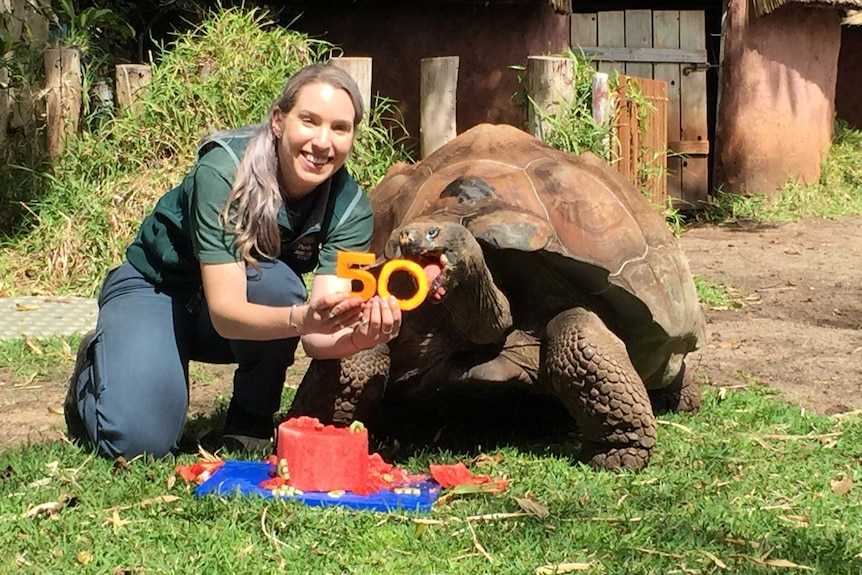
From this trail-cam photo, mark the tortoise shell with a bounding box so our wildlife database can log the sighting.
[368,123,703,369]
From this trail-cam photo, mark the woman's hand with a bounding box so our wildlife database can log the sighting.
[300,275,404,359]
[297,291,364,335]
[349,295,403,350]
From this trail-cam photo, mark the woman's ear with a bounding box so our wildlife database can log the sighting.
[270,107,284,138]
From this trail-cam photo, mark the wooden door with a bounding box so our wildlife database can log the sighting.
[571,10,710,210]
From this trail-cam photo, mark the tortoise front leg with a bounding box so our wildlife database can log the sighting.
[543,308,656,471]
[648,360,702,414]
[287,345,391,426]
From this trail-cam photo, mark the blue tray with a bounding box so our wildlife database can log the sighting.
[195,460,440,513]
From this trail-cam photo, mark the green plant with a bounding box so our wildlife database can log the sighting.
[694,275,742,309]
[0,6,412,297]
[47,0,135,51]
[350,95,414,193]
[702,119,862,224]
[513,49,617,162]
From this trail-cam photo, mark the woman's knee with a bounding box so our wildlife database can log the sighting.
[95,395,187,459]
[86,349,190,459]
[246,260,307,307]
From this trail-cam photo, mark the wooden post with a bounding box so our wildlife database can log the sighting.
[420,56,458,159]
[44,46,82,157]
[526,55,573,142]
[0,67,9,147]
[115,64,152,113]
[330,56,372,118]
[591,72,612,159]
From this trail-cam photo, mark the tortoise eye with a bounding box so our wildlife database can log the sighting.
[425,228,439,241]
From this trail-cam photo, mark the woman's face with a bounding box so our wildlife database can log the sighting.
[271,81,357,198]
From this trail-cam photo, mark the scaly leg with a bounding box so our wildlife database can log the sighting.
[543,308,656,471]
[287,345,391,426]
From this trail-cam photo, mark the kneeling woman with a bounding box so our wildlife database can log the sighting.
[65,64,402,458]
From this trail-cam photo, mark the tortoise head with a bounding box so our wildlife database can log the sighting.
[385,219,484,304]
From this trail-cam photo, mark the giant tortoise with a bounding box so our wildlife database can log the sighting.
[289,123,705,471]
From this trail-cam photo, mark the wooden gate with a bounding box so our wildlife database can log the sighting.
[615,75,668,209]
[571,10,710,210]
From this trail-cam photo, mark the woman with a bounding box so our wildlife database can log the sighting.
[65,63,402,459]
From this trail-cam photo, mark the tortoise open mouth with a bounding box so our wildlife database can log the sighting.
[416,251,449,301]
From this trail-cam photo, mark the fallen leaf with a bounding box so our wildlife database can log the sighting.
[830,474,853,495]
[779,514,810,527]
[102,509,131,532]
[535,562,592,574]
[26,477,51,488]
[22,334,43,355]
[761,559,814,570]
[76,551,92,565]
[166,474,176,490]
[15,303,39,311]
[23,498,68,519]
[701,549,727,569]
[113,456,131,473]
[514,496,550,518]
[471,452,504,466]
[140,495,180,507]
[197,444,220,462]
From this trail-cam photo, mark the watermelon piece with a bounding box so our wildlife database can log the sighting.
[276,417,369,492]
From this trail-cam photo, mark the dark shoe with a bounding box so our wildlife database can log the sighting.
[221,403,274,453]
[64,330,96,442]
[220,433,273,453]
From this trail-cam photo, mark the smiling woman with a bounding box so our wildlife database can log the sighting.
[272,82,357,198]
[62,63,403,461]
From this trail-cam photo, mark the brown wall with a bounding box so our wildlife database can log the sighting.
[292,2,570,149]
[836,25,862,129]
[714,1,841,197]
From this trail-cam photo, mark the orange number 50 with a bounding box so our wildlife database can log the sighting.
[336,251,429,311]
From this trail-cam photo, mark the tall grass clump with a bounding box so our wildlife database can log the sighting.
[705,119,862,223]
[519,50,679,226]
[0,7,412,297]
[520,49,616,161]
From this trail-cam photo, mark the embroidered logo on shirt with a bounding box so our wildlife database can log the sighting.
[292,235,318,263]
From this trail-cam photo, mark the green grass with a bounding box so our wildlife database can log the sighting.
[4,335,862,572]
[694,275,745,310]
[703,120,862,224]
[2,377,862,574]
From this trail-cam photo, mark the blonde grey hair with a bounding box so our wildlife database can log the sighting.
[221,64,364,267]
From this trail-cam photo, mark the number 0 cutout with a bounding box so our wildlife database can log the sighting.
[336,251,430,311]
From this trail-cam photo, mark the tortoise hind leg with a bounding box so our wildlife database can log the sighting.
[287,346,391,426]
[543,308,656,471]
[648,359,702,414]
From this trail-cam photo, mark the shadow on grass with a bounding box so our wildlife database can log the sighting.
[179,388,586,464]
[361,390,585,464]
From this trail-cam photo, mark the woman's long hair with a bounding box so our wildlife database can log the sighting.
[221,64,365,267]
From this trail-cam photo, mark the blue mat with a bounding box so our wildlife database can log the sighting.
[195,460,441,512]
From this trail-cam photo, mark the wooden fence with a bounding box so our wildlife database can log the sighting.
[0,0,49,149]
[5,39,668,206]
[614,75,668,209]
[526,56,669,208]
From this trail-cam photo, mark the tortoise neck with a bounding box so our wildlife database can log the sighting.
[442,258,512,344]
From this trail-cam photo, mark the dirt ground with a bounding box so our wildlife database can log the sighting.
[2,215,861,452]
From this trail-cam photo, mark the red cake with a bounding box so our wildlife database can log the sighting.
[276,416,369,492]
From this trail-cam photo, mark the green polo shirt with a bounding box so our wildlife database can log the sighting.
[126,124,373,291]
